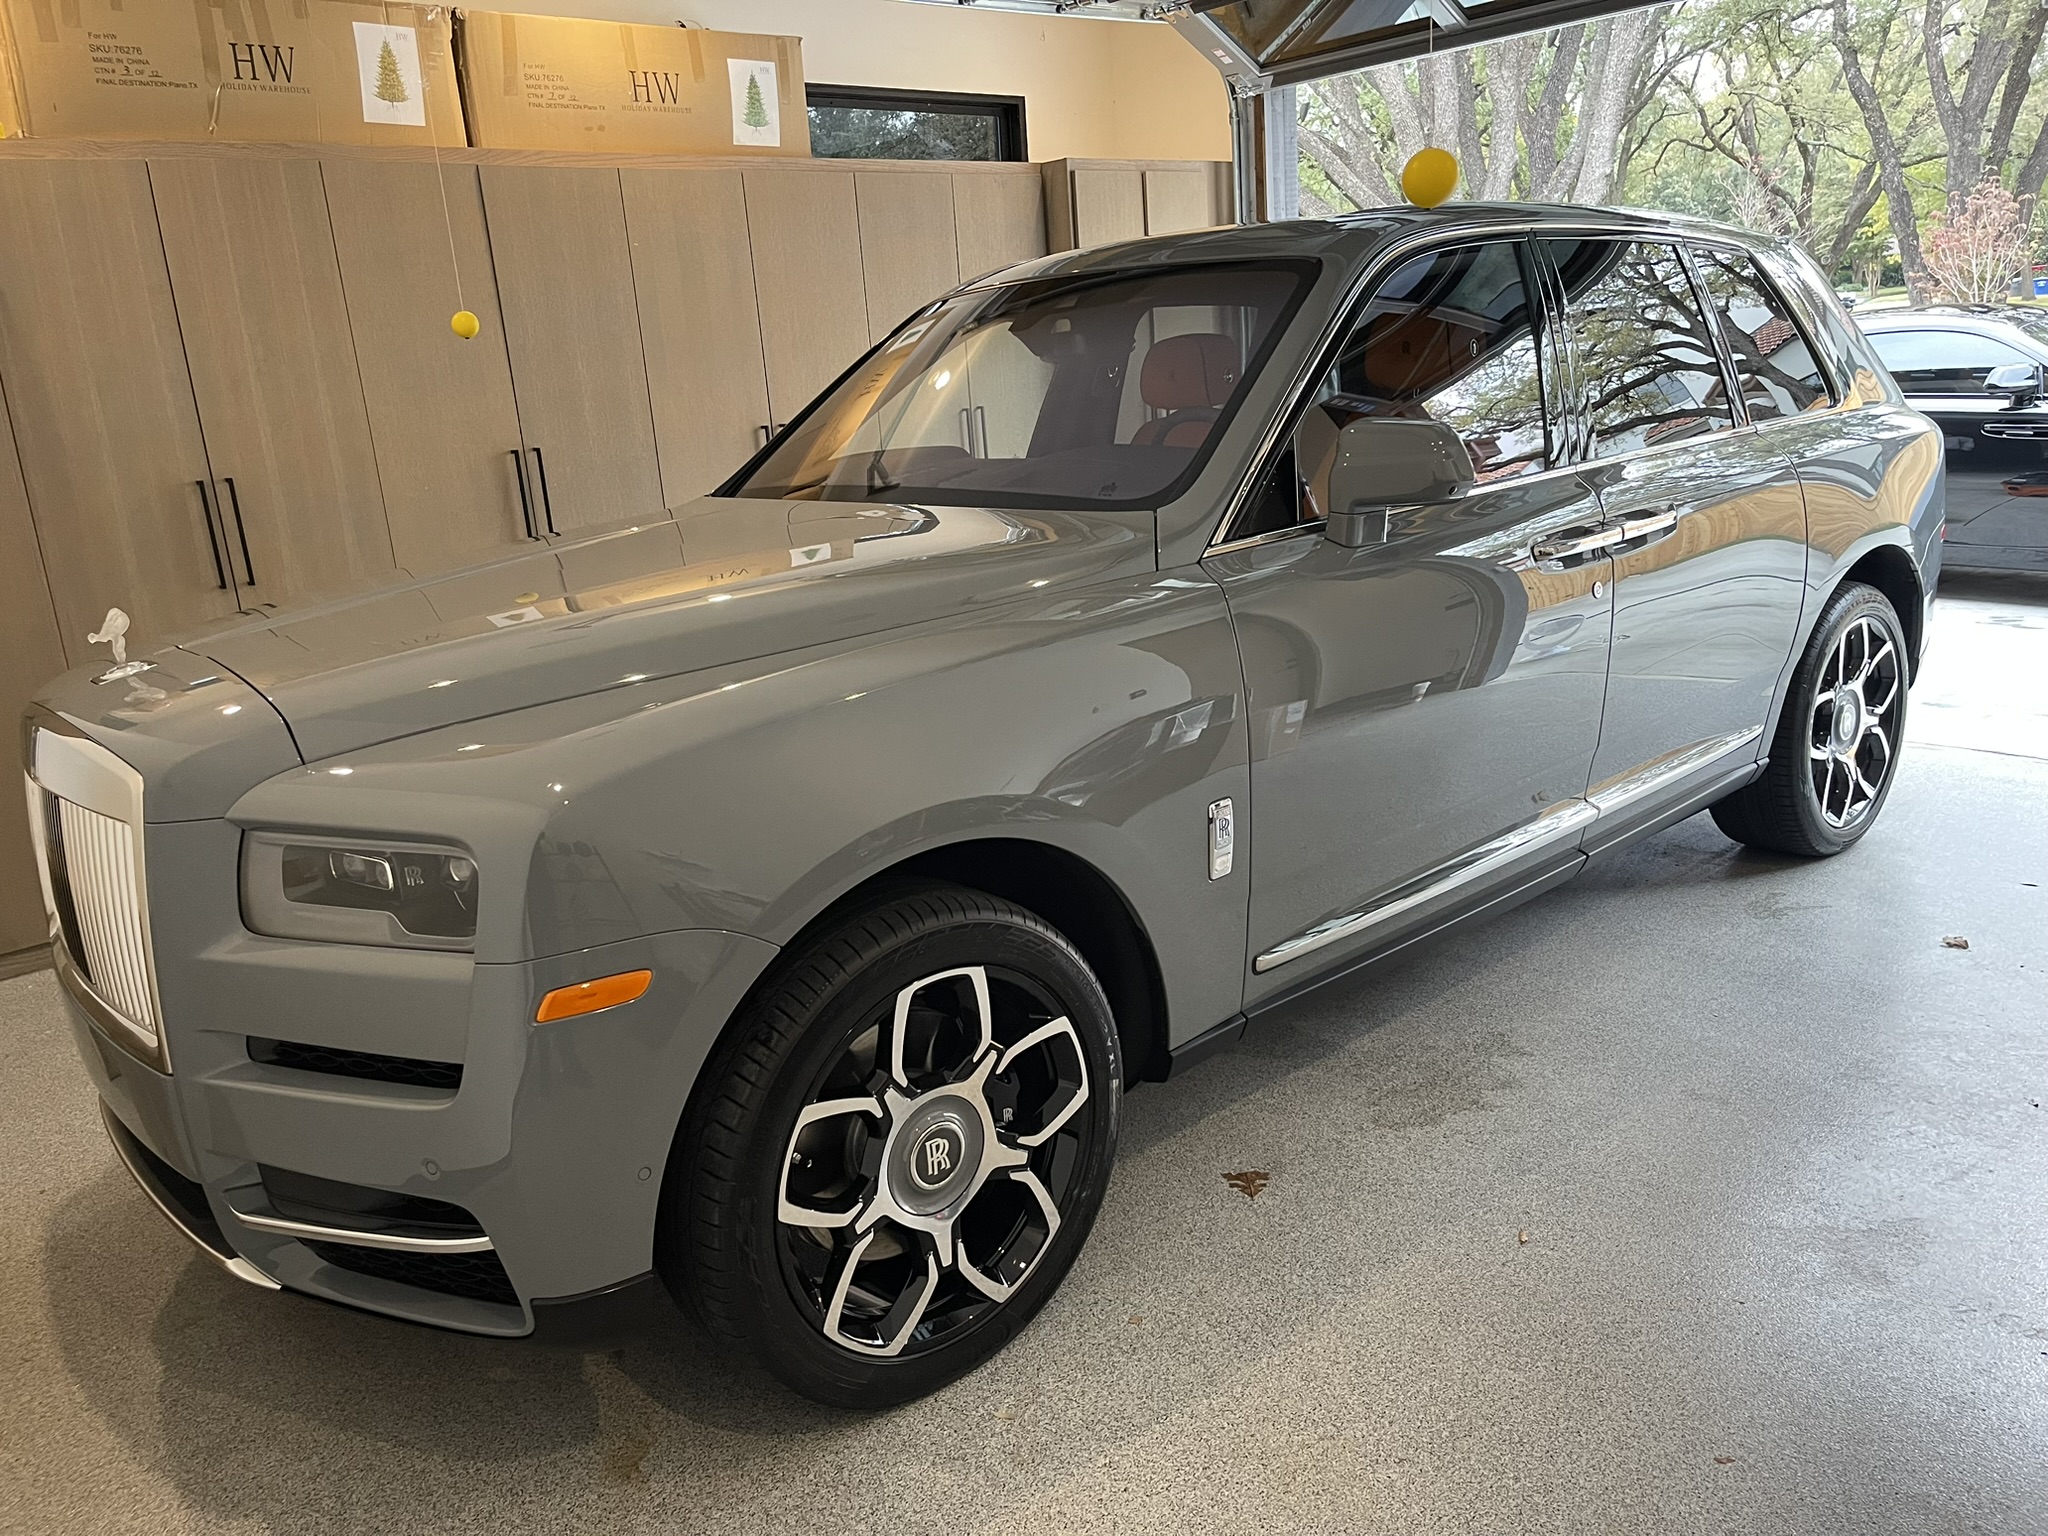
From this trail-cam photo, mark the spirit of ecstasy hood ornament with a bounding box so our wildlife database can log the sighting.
[87,607,154,685]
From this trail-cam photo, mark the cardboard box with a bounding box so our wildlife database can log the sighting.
[0,1,465,146]
[455,12,807,156]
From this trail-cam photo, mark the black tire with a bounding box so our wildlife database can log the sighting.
[657,883,1121,1408]
[1710,580,1909,857]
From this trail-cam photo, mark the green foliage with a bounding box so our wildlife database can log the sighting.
[743,71,769,131]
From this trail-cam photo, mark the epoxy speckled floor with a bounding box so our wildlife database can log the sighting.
[2,574,2044,1535]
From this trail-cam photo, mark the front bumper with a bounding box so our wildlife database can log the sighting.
[68,894,777,1337]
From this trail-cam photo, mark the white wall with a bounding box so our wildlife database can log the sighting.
[470,0,1232,162]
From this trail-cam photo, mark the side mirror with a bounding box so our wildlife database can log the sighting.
[1324,418,1476,548]
[1984,361,2044,407]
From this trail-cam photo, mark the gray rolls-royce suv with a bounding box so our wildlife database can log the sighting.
[24,205,1941,1407]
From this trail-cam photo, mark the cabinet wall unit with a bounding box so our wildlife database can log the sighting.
[0,158,241,651]
[479,165,666,537]
[148,157,400,614]
[0,374,68,958]
[322,159,533,577]
[954,167,1048,281]
[1043,159,1233,252]
[621,167,775,506]
[856,170,962,345]
[744,165,874,430]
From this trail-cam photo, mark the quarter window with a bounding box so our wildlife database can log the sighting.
[1690,248,1833,420]
[1545,239,1734,456]
[1867,329,2033,393]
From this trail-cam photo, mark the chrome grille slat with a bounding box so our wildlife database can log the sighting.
[56,799,159,1038]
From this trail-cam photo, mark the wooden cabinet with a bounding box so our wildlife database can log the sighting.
[322,159,534,577]
[1044,159,1232,252]
[621,167,774,505]
[856,170,961,344]
[954,168,1048,280]
[0,373,67,957]
[148,158,399,613]
[743,166,873,428]
[480,165,665,534]
[0,159,240,650]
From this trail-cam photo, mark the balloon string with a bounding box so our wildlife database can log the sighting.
[423,5,465,312]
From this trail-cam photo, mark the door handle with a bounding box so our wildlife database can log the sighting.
[511,449,540,540]
[221,476,255,586]
[195,480,229,590]
[1531,525,1622,563]
[1615,506,1681,542]
[528,447,557,537]
[756,424,773,450]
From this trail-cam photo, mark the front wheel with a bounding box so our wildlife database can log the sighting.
[658,885,1121,1407]
[1711,580,1909,857]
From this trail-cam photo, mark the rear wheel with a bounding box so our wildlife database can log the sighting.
[659,885,1120,1407]
[1711,580,1909,857]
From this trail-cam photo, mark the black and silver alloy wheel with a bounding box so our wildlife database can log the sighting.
[777,964,1094,1357]
[1712,579,1910,857]
[660,885,1120,1407]
[1807,611,1903,832]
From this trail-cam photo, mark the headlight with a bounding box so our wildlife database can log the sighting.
[242,833,478,950]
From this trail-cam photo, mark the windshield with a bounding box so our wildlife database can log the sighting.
[727,262,1313,510]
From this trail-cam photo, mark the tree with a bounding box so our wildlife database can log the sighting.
[1922,177,2034,299]
[374,39,408,107]
[743,70,769,130]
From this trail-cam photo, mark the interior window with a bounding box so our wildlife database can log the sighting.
[1867,329,2033,393]
[731,263,1309,511]
[1691,247,1834,420]
[1545,239,1734,456]
[1230,240,1547,541]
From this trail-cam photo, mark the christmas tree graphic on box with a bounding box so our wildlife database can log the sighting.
[354,22,427,127]
[729,59,779,147]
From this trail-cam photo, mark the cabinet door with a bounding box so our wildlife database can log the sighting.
[1144,166,1218,236]
[954,169,1047,280]
[149,158,398,612]
[323,159,534,576]
[0,373,68,956]
[743,166,871,427]
[621,167,773,505]
[0,160,239,648]
[1072,167,1145,248]
[479,166,664,535]
[856,170,960,344]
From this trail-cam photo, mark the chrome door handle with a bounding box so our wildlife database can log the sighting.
[1616,507,1681,541]
[1531,526,1622,563]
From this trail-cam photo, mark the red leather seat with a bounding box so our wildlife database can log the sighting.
[1131,332,1240,449]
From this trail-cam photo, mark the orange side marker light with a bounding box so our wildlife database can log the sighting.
[535,969,652,1023]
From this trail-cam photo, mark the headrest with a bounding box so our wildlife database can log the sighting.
[1141,333,1240,411]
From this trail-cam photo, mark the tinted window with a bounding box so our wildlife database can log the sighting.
[1691,247,1833,420]
[1867,329,2033,393]
[807,87,1024,162]
[1546,239,1734,456]
[1231,240,1547,540]
[731,263,1309,511]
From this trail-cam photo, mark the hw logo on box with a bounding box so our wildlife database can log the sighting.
[230,42,295,83]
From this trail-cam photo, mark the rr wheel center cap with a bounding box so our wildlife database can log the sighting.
[888,1096,985,1215]
[1834,687,1865,750]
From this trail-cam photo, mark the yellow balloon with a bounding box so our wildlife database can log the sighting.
[1401,147,1460,209]
[450,309,481,340]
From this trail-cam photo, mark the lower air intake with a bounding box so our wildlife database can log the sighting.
[303,1241,518,1307]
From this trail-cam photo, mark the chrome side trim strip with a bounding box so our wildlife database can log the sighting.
[224,1204,497,1255]
[100,1105,281,1292]
[1253,798,1597,974]
[1587,726,1765,819]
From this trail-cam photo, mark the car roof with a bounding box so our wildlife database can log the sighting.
[978,201,1792,287]
[1857,305,2044,333]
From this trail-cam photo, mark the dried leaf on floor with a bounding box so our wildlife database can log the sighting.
[1942,935,1971,949]
[1713,1455,1737,1466]
[1517,1230,1530,1245]
[1224,1169,1269,1200]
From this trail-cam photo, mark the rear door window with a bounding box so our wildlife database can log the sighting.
[1866,329,2033,394]
[1690,247,1834,420]
[1543,239,1734,457]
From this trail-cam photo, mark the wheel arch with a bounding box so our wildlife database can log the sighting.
[1839,542,1926,680]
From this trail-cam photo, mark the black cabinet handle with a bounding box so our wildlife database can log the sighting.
[512,449,540,540]
[195,480,228,590]
[529,447,557,537]
[222,476,255,586]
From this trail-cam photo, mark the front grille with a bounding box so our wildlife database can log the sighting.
[303,1241,519,1307]
[247,1037,463,1092]
[25,729,162,1063]
[50,799,159,1040]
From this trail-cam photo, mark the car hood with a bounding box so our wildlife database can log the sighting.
[183,497,1153,762]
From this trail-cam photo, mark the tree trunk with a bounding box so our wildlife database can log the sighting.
[1835,0,1930,300]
